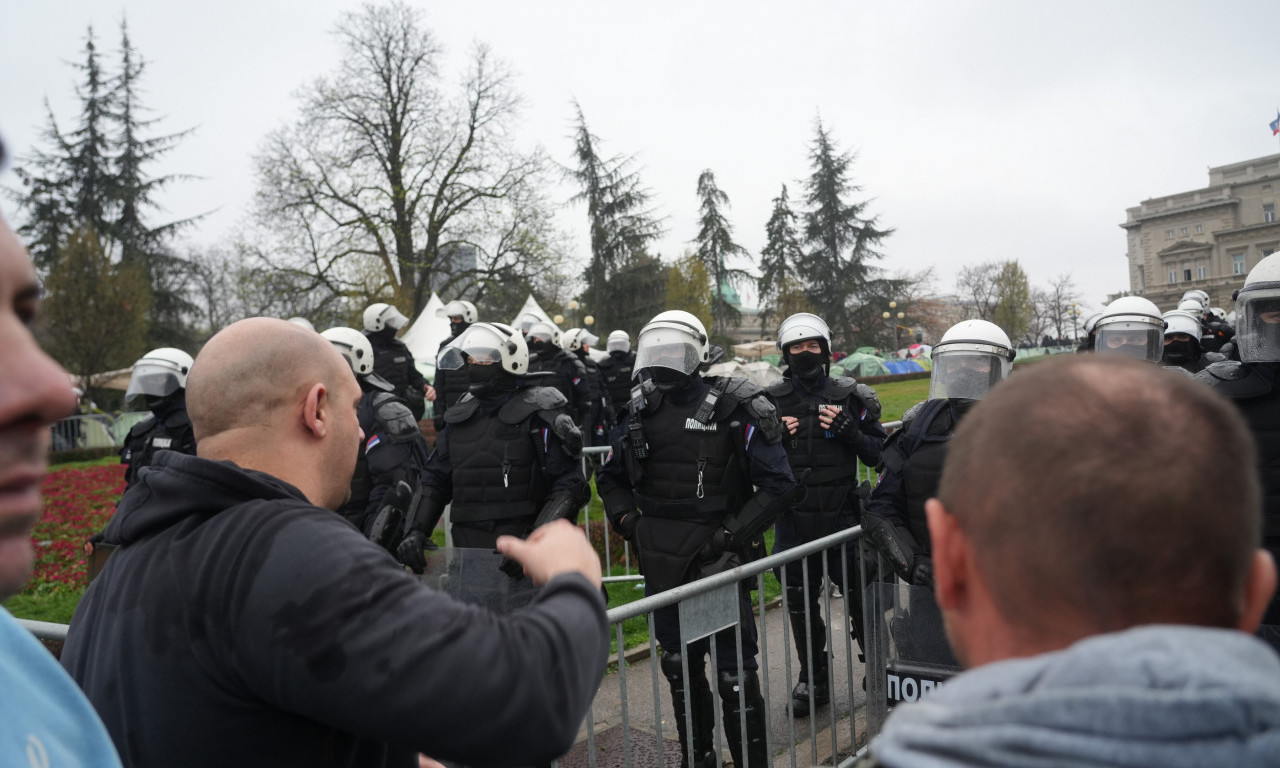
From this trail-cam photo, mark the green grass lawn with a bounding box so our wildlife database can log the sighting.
[8,376,930,628]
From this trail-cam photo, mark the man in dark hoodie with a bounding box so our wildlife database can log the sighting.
[855,356,1280,767]
[62,317,609,768]
[766,312,886,717]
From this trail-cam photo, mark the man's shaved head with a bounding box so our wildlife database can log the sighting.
[188,317,351,442]
[937,356,1261,637]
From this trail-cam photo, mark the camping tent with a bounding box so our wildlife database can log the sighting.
[832,352,890,378]
[510,295,555,328]
[400,293,451,371]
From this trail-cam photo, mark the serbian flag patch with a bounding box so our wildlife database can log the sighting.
[365,434,381,453]
[744,423,757,449]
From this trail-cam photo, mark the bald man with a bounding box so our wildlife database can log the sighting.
[856,356,1280,767]
[61,318,609,768]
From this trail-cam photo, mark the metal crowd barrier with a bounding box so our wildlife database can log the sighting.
[49,412,151,452]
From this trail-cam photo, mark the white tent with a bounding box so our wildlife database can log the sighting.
[510,295,555,328]
[401,293,451,371]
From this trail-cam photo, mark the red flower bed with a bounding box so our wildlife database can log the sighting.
[25,463,124,594]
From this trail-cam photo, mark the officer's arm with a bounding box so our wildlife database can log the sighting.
[596,428,639,539]
[541,420,591,521]
[713,411,801,548]
[864,448,928,584]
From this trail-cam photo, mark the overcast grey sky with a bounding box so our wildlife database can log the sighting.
[4,0,1280,317]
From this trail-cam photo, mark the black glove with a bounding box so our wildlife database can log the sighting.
[827,407,855,439]
[396,531,428,575]
[616,512,640,544]
[909,556,934,588]
[499,553,524,580]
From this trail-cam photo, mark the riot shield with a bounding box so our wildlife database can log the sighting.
[418,547,540,615]
[864,579,960,735]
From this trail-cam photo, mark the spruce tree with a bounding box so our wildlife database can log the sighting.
[567,103,664,331]
[757,184,806,332]
[800,119,892,347]
[692,169,752,339]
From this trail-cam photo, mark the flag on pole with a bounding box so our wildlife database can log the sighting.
[1272,111,1280,136]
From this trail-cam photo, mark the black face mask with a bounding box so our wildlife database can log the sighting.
[948,370,989,398]
[789,351,826,378]
[650,367,694,392]
[450,320,469,337]
[1162,339,1196,365]
[467,364,503,395]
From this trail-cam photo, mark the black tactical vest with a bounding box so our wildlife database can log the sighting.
[446,399,545,523]
[529,349,576,404]
[890,400,969,550]
[634,390,747,522]
[435,335,470,413]
[121,408,195,489]
[599,351,636,416]
[769,377,861,487]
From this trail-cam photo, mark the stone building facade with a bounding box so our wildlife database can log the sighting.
[1122,153,1280,310]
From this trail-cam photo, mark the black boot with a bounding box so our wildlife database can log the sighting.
[661,651,716,768]
[787,606,830,718]
[718,670,767,768]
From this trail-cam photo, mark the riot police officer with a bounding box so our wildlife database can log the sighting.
[526,320,591,425]
[1196,252,1280,651]
[767,313,887,717]
[396,322,590,573]
[120,347,197,491]
[1076,311,1102,353]
[432,299,477,431]
[1092,296,1165,363]
[598,310,798,768]
[597,329,637,425]
[1161,310,1221,374]
[562,327,613,449]
[865,320,1014,623]
[321,327,434,551]
[363,301,428,421]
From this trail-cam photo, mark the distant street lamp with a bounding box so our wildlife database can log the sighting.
[553,314,565,325]
[583,315,595,327]
[883,301,905,356]
[1069,303,1081,343]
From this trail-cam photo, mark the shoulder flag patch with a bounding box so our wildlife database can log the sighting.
[365,434,381,453]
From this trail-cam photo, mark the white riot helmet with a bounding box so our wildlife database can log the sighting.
[1094,296,1165,363]
[1082,312,1103,336]
[635,310,710,388]
[363,302,409,333]
[513,312,542,336]
[440,300,477,324]
[321,327,375,376]
[1208,306,1227,321]
[1177,298,1205,315]
[1162,310,1202,340]
[125,347,194,403]
[527,321,561,348]
[777,313,832,354]
[286,317,315,332]
[437,321,529,376]
[928,320,1014,401]
[607,329,631,354]
[1233,252,1280,363]
[562,327,599,353]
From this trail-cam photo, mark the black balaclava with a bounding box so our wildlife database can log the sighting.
[449,319,470,338]
[1162,338,1199,366]
[789,351,826,379]
[649,367,697,394]
[468,364,516,398]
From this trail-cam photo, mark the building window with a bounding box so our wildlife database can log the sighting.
[1169,269,1178,283]
[1233,253,1246,275]
[1183,268,1193,281]
[1266,203,1276,223]
[1165,229,1175,239]
[1180,227,1188,236]
[1197,264,1207,280]
[1195,224,1204,234]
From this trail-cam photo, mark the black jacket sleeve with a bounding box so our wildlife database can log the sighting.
[235,510,608,767]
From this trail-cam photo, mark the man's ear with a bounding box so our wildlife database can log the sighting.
[301,382,329,439]
[1239,549,1278,634]
[926,498,967,611]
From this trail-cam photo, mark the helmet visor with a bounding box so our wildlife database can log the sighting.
[1095,321,1163,362]
[125,361,183,401]
[928,350,1009,401]
[438,325,508,371]
[607,337,630,353]
[1238,290,1280,363]
[635,327,702,377]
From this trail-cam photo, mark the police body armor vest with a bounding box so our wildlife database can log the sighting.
[529,349,575,404]
[600,351,636,415]
[769,376,862,535]
[631,385,748,591]
[445,393,549,523]
[121,407,194,489]
[888,399,968,550]
[1198,362,1280,555]
[371,337,413,392]
[342,390,422,527]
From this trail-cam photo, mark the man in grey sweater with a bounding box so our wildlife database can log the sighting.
[858,355,1280,767]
